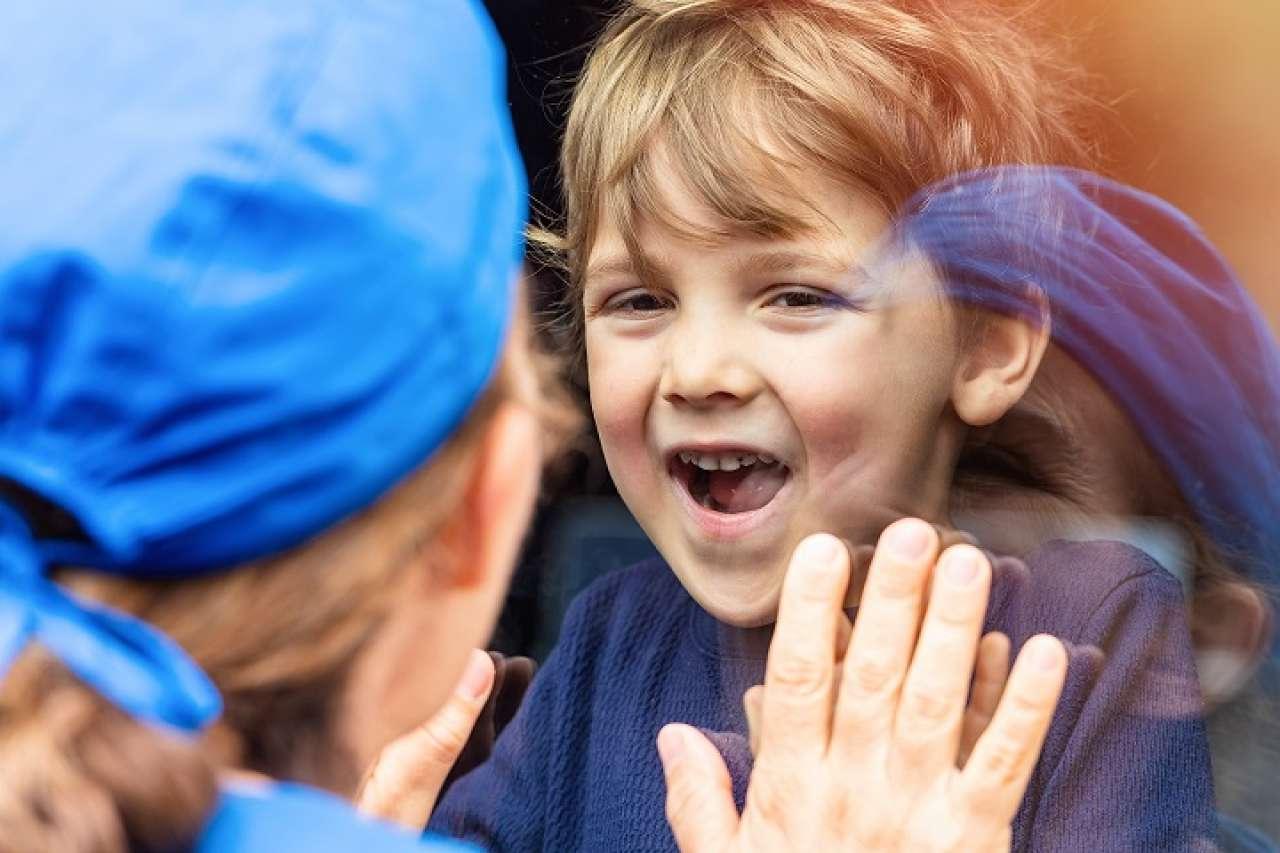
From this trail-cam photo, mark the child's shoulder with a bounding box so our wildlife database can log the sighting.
[988,538,1186,646]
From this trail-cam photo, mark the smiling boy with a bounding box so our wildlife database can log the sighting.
[431,3,1215,849]
[582,147,1006,626]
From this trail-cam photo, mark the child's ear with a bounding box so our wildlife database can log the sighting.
[951,294,1051,427]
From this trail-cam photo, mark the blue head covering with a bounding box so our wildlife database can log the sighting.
[888,166,1280,594]
[0,0,525,731]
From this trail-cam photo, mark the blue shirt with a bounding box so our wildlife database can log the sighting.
[197,782,474,853]
[432,540,1216,851]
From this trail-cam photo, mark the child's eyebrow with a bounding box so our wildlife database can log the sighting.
[584,254,641,282]
[731,249,860,278]
[583,249,863,288]
[585,252,675,289]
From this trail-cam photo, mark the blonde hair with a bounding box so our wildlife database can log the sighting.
[0,314,579,853]
[534,0,1091,351]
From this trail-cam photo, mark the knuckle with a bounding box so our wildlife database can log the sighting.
[769,655,831,699]
[665,784,700,831]
[746,774,789,825]
[974,737,1024,787]
[931,598,982,628]
[901,683,955,726]
[419,719,470,766]
[1006,684,1050,718]
[845,653,899,696]
[872,568,924,601]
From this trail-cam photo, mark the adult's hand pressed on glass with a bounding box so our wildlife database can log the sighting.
[657,519,1069,852]
[356,650,536,830]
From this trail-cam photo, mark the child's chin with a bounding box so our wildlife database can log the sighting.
[686,577,784,628]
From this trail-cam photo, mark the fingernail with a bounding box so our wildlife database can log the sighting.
[797,533,841,566]
[657,725,686,766]
[885,519,932,560]
[459,648,494,700]
[944,547,980,586]
[1031,637,1063,672]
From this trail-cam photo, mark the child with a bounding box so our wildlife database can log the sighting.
[431,2,1215,850]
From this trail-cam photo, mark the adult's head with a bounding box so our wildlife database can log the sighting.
[0,1,569,849]
[893,167,1280,701]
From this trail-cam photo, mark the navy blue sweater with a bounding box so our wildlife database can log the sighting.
[432,540,1215,851]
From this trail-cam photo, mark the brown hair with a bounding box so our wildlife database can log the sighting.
[533,0,1092,356]
[0,312,579,853]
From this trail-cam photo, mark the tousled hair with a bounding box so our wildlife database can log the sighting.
[533,0,1092,357]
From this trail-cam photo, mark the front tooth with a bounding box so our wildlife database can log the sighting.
[720,455,740,471]
[695,453,720,471]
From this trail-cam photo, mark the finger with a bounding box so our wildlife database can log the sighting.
[959,632,1010,767]
[494,655,536,732]
[833,518,939,751]
[356,648,495,829]
[744,684,763,757]
[960,634,1067,826]
[443,653,508,788]
[658,724,741,852]
[759,533,850,759]
[892,545,992,774]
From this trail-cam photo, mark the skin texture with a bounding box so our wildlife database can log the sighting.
[583,148,1045,627]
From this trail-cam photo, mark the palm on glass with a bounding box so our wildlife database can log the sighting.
[658,520,1069,852]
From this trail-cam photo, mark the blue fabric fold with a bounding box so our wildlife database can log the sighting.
[0,0,524,732]
[0,503,222,730]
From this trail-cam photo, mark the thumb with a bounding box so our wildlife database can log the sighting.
[658,723,739,852]
[356,648,495,829]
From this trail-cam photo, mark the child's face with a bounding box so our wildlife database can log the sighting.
[583,158,971,627]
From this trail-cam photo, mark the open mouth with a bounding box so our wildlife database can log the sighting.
[669,449,791,515]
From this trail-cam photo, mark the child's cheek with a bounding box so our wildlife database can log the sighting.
[586,336,659,494]
[770,348,891,461]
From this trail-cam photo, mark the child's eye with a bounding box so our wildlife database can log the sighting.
[602,290,671,316]
[764,287,850,311]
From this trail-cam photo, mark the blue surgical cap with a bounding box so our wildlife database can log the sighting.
[0,0,526,731]
[890,167,1280,592]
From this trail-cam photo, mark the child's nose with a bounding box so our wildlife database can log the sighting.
[659,329,762,409]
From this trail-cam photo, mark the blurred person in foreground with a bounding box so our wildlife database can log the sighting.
[0,0,558,848]
[0,1,1073,851]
